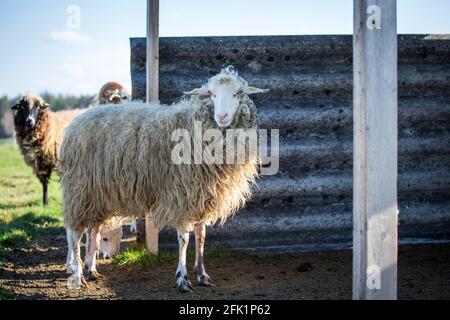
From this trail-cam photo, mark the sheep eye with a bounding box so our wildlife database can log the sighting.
[234,90,244,98]
[102,238,108,242]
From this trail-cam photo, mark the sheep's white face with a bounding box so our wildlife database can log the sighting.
[98,82,130,105]
[184,66,269,128]
[99,226,122,259]
[208,76,243,127]
[105,88,130,104]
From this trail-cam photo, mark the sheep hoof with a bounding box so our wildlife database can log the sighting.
[198,274,217,287]
[67,274,88,290]
[87,271,105,281]
[81,277,89,288]
[178,278,196,293]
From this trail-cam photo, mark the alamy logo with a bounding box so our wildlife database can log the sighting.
[367,265,381,290]
[49,4,89,44]
[170,122,279,176]
[367,5,382,30]
[66,5,81,31]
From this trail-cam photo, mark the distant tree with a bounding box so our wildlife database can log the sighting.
[0,95,14,138]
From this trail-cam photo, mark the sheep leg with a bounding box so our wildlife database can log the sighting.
[85,226,104,281]
[65,228,75,274]
[85,229,100,260]
[176,229,195,292]
[130,219,138,233]
[39,175,49,206]
[66,229,88,289]
[85,230,90,261]
[194,223,216,287]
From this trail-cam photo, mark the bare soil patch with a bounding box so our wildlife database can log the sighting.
[1,228,449,300]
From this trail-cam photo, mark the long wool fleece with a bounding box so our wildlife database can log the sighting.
[60,96,260,231]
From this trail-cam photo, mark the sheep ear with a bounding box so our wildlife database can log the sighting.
[244,86,270,95]
[11,103,21,110]
[41,103,50,109]
[183,85,210,97]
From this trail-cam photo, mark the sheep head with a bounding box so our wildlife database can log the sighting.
[98,82,130,105]
[184,66,269,128]
[99,225,123,259]
[11,95,50,129]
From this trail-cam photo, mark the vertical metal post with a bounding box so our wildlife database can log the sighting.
[353,0,398,300]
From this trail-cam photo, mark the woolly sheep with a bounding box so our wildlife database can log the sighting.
[97,82,138,235]
[11,95,86,206]
[61,66,269,291]
[84,82,132,258]
[95,82,130,105]
[93,82,134,252]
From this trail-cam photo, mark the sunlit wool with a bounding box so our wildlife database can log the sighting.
[60,94,259,232]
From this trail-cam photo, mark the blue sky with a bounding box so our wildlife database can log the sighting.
[0,0,449,97]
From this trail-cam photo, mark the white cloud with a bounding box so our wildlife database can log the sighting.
[28,44,131,96]
[48,30,91,44]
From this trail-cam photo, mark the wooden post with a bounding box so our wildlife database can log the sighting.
[147,0,159,103]
[145,0,159,254]
[353,0,398,300]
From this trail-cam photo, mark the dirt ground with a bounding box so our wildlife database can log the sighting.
[1,227,449,300]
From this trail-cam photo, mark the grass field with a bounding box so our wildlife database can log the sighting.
[0,139,63,259]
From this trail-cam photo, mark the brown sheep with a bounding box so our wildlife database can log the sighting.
[11,94,86,206]
[96,82,130,105]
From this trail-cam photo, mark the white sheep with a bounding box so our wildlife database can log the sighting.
[61,66,268,291]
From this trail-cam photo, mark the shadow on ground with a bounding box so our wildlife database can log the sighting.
[0,213,61,260]
[1,221,450,300]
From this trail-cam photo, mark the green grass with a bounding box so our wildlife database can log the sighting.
[113,244,179,268]
[113,243,241,269]
[0,287,15,300]
[0,139,63,258]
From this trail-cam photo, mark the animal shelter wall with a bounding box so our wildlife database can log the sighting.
[130,35,450,253]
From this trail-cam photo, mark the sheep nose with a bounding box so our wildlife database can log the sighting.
[217,113,228,122]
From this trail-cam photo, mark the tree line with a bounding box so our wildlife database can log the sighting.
[0,93,95,138]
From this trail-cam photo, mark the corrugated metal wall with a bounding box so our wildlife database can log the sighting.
[130,35,450,252]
